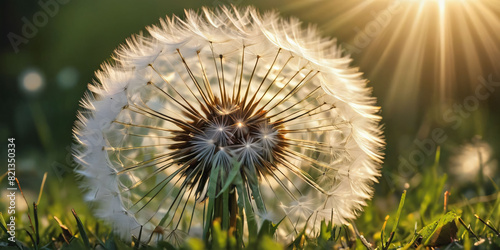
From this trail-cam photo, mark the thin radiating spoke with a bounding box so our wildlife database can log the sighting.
[241,55,261,109]
[258,66,305,113]
[234,45,246,102]
[274,155,327,194]
[208,42,226,104]
[243,48,282,116]
[113,120,181,133]
[176,49,212,108]
[149,81,207,122]
[253,55,294,111]
[276,103,335,125]
[149,64,206,117]
[197,51,216,104]
[266,70,319,113]
[266,86,321,119]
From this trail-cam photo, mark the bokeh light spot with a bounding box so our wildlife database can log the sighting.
[20,69,44,93]
[57,67,79,89]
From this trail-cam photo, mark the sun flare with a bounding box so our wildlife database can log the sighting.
[279,0,499,122]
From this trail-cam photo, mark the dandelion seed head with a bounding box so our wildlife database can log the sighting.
[73,5,384,244]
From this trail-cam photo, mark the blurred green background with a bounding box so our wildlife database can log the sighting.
[1,0,499,223]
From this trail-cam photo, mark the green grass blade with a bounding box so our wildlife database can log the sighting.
[258,218,282,240]
[248,181,266,214]
[420,211,459,246]
[391,190,407,233]
[203,165,220,241]
[33,202,40,246]
[236,215,244,248]
[235,176,257,240]
[222,183,230,231]
[386,190,406,248]
[0,212,8,234]
[25,229,38,250]
[36,172,48,205]
[245,165,266,214]
[380,215,388,249]
[432,146,441,178]
[216,160,241,198]
[71,209,90,248]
